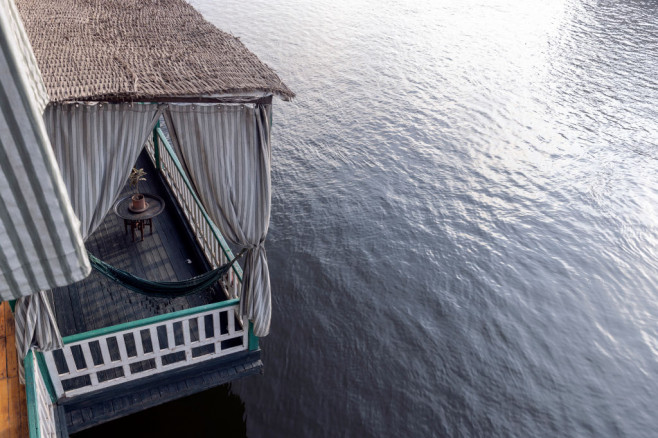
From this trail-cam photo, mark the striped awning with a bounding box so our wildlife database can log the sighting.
[0,0,90,301]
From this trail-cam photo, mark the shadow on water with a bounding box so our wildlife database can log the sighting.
[71,384,246,438]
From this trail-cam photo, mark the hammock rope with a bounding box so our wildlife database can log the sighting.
[87,249,245,298]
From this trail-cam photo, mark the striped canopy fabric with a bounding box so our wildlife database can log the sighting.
[165,103,273,337]
[0,0,90,300]
[43,102,163,240]
[14,102,162,379]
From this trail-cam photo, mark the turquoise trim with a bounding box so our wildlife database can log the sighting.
[153,121,161,170]
[156,128,243,281]
[62,299,239,344]
[8,299,15,313]
[248,322,259,351]
[24,350,40,438]
[35,352,57,403]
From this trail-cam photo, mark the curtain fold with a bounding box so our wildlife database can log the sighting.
[165,103,272,336]
[0,0,89,300]
[14,291,61,381]
[43,103,163,240]
[14,102,162,380]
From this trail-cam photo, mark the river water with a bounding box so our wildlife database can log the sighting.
[87,0,658,436]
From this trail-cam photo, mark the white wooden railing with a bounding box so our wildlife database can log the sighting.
[43,300,248,399]
[145,127,243,300]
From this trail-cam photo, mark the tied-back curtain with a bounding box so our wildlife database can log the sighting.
[165,103,272,336]
[15,102,162,379]
[43,102,162,240]
[0,0,89,300]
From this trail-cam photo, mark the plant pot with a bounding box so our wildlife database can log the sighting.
[131,194,147,212]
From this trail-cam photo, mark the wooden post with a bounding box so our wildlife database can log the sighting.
[153,121,161,170]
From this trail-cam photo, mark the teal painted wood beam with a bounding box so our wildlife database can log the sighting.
[153,121,161,170]
[24,350,40,438]
[248,321,259,351]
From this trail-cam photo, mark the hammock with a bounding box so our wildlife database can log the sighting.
[87,249,245,298]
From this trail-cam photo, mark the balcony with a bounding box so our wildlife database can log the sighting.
[26,129,261,435]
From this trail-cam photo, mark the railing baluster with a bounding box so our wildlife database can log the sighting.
[198,315,206,340]
[149,326,163,371]
[80,343,99,386]
[63,347,78,374]
[116,335,131,378]
[165,323,175,350]
[182,319,192,360]
[99,338,112,365]
[228,308,235,335]
[213,312,221,341]
[135,331,145,357]
[149,326,160,351]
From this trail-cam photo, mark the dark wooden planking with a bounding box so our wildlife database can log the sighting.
[0,302,26,438]
[55,405,69,438]
[52,150,226,337]
[61,350,260,409]
[64,352,262,434]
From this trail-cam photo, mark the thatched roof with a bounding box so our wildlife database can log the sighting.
[16,0,294,102]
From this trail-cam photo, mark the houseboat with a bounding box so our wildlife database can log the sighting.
[0,0,293,435]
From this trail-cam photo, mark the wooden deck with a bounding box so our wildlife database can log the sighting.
[0,302,29,438]
[51,151,225,337]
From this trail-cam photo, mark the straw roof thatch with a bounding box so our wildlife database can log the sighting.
[16,0,294,102]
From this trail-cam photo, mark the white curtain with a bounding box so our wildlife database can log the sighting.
[15,102,162,379]
[165,103,273,336]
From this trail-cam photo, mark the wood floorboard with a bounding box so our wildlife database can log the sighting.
[51,150,227,337]
[18,373,28,438]
[0,303,27,438]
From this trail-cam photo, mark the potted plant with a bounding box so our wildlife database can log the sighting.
[129,167,148,211]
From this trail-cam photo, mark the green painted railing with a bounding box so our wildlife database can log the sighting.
[25,351,57,438]
[154,127,243,281]
[248,322,259,351]
[24,351,40,438]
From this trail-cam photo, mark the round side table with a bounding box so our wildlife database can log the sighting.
[113,194,165,241]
